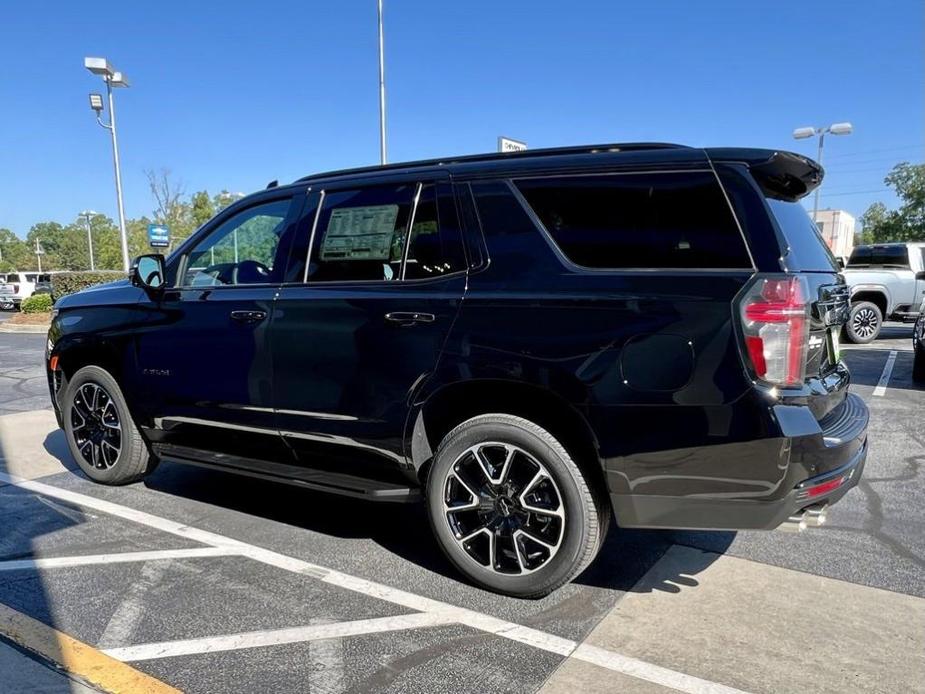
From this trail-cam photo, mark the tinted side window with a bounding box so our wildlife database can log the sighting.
[183,199,291,286]
[404,185,466,280]
[308,184,415,283]
[514,172,751,269]
[767,199,837,272]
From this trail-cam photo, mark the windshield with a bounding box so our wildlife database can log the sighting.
[766,199,838,272]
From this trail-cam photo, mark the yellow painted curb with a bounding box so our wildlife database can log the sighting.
[0,601,181,694]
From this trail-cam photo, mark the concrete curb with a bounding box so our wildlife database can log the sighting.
[0,322,49,334]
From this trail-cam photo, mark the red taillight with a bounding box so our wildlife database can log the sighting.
[797,472,851,500]
[738,276,810,387]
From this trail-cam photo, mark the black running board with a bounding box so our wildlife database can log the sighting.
[152,444,421,503]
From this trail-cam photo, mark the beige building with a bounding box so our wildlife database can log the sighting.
[813,209,855,258]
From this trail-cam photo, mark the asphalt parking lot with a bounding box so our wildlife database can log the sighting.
[0,324,923,693]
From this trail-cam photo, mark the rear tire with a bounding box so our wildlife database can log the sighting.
[914,345,925,384]
[62,366,157,485]
[426,414,602,598]
[845,301,882,344]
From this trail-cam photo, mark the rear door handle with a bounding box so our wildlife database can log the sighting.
[230,309,267,324]
[384,311,436,326]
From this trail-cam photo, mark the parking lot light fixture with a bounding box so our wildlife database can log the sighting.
[84,56,131,273]
[792,122,854,224]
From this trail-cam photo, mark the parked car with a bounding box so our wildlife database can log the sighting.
[842,242,925,343]
[913,297,925,383]
[2,271,52,306]
[0,287,16,310]
[46,143,868,597]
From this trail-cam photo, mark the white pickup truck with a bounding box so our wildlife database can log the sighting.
[842,242,925,343]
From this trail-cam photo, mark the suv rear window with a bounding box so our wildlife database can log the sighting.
[766,199,838,272]
[847,245,910,269]
[514,172,751,269]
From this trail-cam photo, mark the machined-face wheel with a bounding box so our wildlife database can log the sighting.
[443,442,565,575]
[70,382,122,469]
[852,307,879,339]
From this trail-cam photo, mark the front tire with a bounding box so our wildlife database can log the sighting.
[845,301,882,344]
[426,414,601,598]
[62,365,157,485]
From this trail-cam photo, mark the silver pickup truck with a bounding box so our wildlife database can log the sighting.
[842,242,925,343]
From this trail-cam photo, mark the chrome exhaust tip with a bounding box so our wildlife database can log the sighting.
[804,504,828,527]
[779,512,807,533]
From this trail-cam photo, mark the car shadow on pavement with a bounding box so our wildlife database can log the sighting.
[40,428,736,598]
[140,455,737,596]
[575,527,734,593]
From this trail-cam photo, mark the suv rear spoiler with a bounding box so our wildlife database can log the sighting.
[706,148,823,201]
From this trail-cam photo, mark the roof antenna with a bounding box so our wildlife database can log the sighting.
[266,179,279,189]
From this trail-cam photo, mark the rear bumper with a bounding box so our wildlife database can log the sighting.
[610,392,869,531]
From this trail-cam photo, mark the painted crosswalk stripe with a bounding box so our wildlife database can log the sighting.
[873,350,897,396]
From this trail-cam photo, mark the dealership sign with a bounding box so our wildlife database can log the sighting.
[147,224,170,248]
[497,136,527,153]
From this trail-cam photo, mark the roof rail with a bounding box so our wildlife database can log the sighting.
[296,142,690,183]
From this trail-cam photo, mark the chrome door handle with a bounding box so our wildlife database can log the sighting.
[384,311,436,326]
[230,310,267,324]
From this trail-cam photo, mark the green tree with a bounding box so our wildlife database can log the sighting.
[859,162,925,243]
[190,190,215,229]
[0,228,32,272]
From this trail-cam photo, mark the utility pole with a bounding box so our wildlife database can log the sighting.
[80,210,97,271]
[34,239,44,273]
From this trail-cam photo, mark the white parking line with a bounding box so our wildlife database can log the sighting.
[0,471,752,694]
[0,547,237,572]
[873,350,897,396]
[103,613,457,662]
[573,644,748,694]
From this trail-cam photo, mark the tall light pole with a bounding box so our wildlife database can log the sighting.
[85,57,131,273]
[80,210,97,271]
[793,122,853,225]
[34,239,44,273]
[377,0,387,165]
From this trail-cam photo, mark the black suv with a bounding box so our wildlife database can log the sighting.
[47,143,868,597]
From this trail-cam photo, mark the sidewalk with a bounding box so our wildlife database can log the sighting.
[540,544,925,694]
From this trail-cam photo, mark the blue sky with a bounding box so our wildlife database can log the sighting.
[1,0,922,237]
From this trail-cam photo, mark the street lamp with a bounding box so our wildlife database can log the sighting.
[79,210,97,271]
[792,122,853,224]
[84,56,131,273]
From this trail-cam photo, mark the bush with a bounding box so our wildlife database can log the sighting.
[21,293,53,313]
[51,271,124,300]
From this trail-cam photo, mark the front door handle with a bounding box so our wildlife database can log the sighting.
[230,309,267,324]
[384,311,436,326]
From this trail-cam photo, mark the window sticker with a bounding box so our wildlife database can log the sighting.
[320,204,399,261]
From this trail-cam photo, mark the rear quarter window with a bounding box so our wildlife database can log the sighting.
[766,199,838,272]
[514,171,752,269]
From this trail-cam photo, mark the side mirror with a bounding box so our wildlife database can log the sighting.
[130,254,166,292]
[916,271,925,281]
[836,257,845,270]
